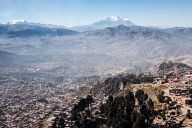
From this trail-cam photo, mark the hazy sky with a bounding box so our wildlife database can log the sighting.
[0,0,192,27]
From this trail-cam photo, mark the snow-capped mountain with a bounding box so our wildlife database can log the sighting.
[8,20,28,25]
[7,20,66,29]
[94,16,135,27]
[71,16,135,32]
[0,21,78,37]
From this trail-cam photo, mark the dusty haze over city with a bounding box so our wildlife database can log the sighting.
[0,0,192,128]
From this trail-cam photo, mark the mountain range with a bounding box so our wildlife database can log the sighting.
[0,22,78,38]
[0,16,192,80]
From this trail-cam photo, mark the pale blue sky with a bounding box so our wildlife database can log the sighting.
[0,0,192,27]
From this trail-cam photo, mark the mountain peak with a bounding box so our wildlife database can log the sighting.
[93,16,135,28]
[105,16,130,22]
[71,16,135,32]
[6,20,67,29]
[8,20,28,25]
